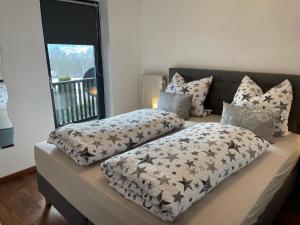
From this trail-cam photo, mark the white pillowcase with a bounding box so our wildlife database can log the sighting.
[165,73,213,117]
[232,76,293,137]
[232,75,263,104]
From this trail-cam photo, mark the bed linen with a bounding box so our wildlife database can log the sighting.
[232,76,293,137]
[47,109,184,166]
[165,73,213,117]
[101,123,269,221]
[35,116,300,225]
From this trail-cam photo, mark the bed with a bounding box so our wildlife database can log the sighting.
[35,68,300,225]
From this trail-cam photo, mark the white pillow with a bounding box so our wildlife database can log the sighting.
[232,75,263,104]
[165,73,213,117]
[232,76,293,137]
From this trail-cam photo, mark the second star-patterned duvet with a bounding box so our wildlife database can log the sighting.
[101,123,269,221]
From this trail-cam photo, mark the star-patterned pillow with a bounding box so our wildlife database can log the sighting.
[232,75,263,104]
[233,76,293,137]
[165,73,213,117]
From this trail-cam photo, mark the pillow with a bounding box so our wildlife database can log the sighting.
[221,102,275,142]
[165,73,213,117]
[232,76,293,136]
[232,75,263,104]
[157,92,192,120]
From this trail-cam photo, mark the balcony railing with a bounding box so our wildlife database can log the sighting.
[52,78,98,127]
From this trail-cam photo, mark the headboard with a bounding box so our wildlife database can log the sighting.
[169,68,300,134]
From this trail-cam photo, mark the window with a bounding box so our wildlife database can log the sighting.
[40,0,105,127]
[48,44,95,80]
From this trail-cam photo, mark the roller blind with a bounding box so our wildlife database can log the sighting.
[40,0,99,45]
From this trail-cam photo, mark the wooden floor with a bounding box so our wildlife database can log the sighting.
[0,172,68,225]
[0,171,300,225]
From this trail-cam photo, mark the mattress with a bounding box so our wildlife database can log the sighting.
[34,115,300,225]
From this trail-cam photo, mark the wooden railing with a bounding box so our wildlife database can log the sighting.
[52,78,98,127]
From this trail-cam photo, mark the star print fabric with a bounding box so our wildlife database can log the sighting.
[232,75,263,105]
[165,73,213,117]
[232,76,293,137]
[101,123,269,221]
[47,109,184,166]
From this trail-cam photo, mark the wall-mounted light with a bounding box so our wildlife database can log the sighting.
[89,86,97,96]
[83,67,98,96]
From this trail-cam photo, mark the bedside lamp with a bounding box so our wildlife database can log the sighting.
[0,44,14,149]
[152,97,158,109]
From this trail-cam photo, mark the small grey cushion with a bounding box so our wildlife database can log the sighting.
[221,102,275,142]
[157,92,192,120]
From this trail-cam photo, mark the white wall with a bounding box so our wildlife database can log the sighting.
[104,0,141,115]
[0,0,141,177]
[0,0,54,177]
[140,0,300,76]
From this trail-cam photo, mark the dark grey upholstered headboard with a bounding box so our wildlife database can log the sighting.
[169,68,300,134]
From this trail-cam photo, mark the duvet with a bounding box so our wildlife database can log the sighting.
[48,109,184,166]
[101,123,269,221]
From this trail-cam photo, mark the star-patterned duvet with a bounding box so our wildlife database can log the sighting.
[47,109,184,166]
[101,123,269,221]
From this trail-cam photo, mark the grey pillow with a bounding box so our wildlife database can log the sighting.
[157,92,192,120]
[221,102,275,142]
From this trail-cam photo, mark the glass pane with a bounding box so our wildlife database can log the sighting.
[48,44,95,81]
[47,44,98,126]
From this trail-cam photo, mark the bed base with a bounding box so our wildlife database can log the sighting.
[37,165,298,225]
[37,173,95,225]
[255,165,298,225]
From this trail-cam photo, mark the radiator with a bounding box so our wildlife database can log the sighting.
[139,75,166,108]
